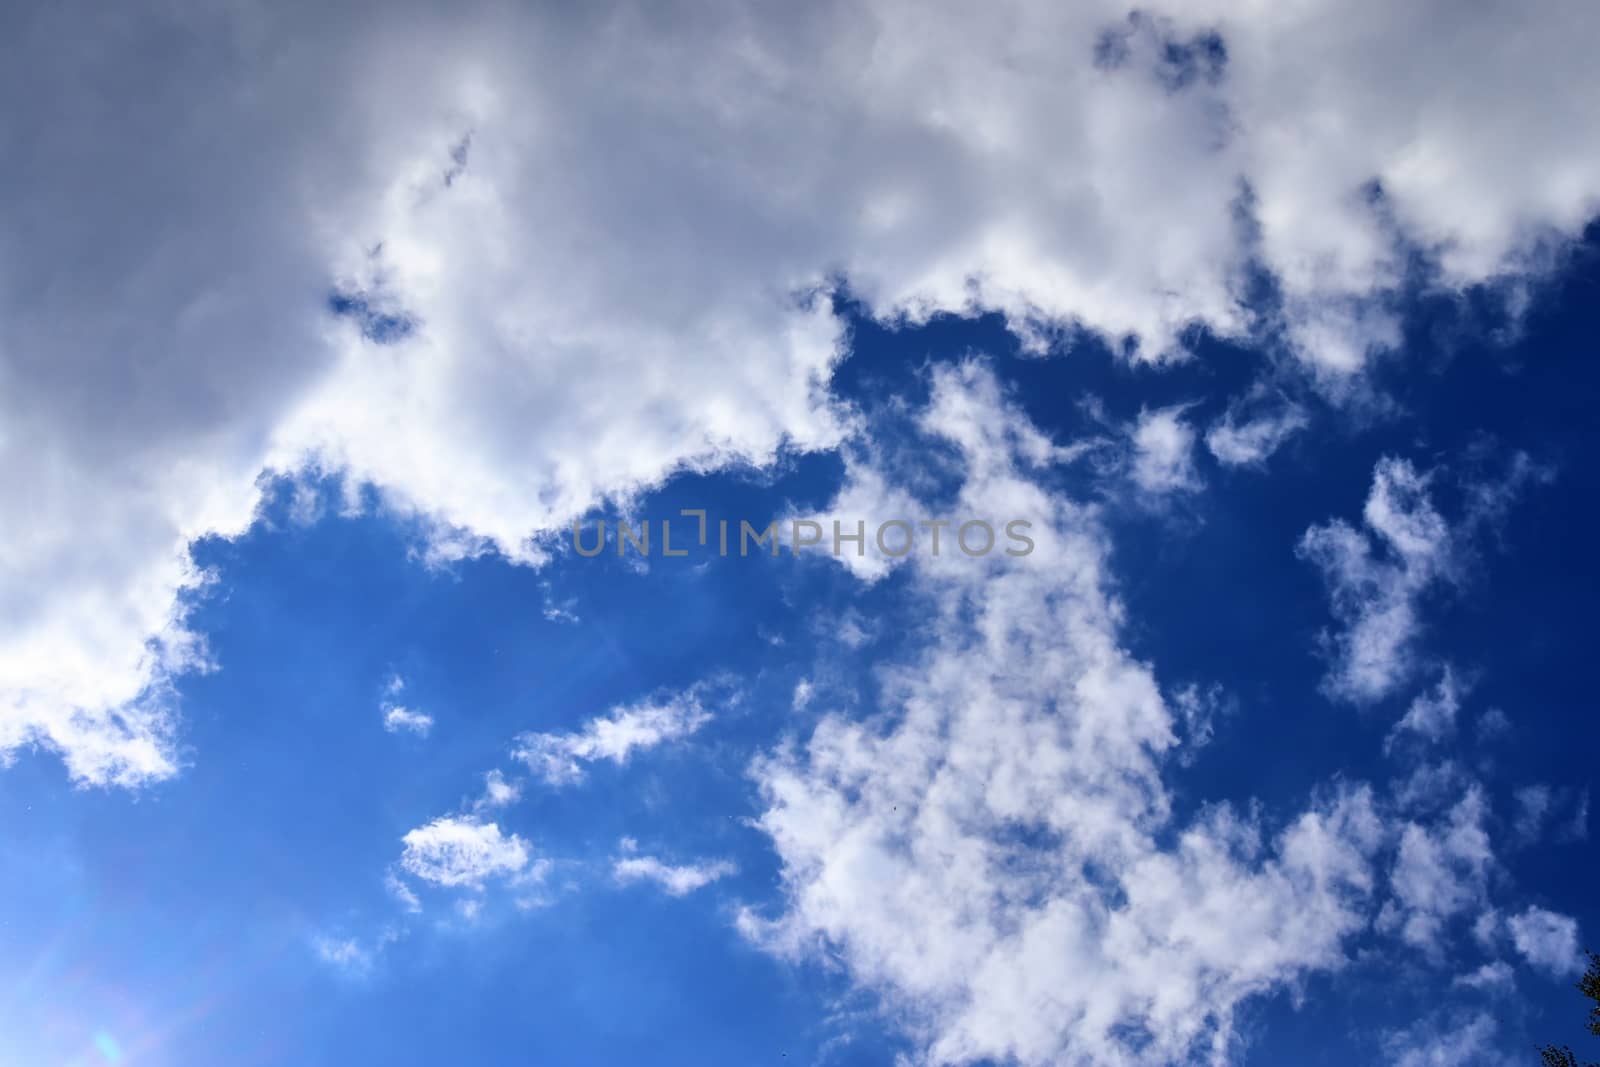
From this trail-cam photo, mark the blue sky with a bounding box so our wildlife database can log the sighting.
[4,3,1600,1066]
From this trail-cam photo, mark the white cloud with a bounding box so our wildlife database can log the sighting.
[1459,966,1516,998]
[613,851,737,897]
[1514,785,1555,845]
[1299,457,1455,704]
[742,365,1386,1066]
[1472,909,1504,952]
[1205,401,1309,468]
[1171,682,1227,760]
[1129,405,1202,494]
[477,769,521,810]
[1475,708,1513,742]
[382,705,434,737]
[798,451,931,583]
[7,0,1600,785]
[398,817,534,890]
[1508,906,1584,976]
[313,925,403,975]
[313,936,374,975]
[1300,454,1543,705]
[835,613,873,650]
[512,686,716,787]
[1511,784,1590,847]
[540,588,580,625]
[1384,1011,1503,1067]
[1389,760,1471,815]
[385,870,422,914]
[801,364,1085,582]
[1380,787,1494,955]
[1453,961,1515,994]
[1387,668,1465,749]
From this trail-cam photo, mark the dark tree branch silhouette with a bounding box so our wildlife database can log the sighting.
[1539,951,1600,1067]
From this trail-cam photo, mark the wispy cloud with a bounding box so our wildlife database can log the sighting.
[1300,453,1544,705]
[1129,404,1202,494]
[383,705,434,737]
[612,842,736,897]
[1206,399,1309,468]
[512,686,720,787]
[476,769,522,810]
[381,675,433,736]
[1387,667,1466,749]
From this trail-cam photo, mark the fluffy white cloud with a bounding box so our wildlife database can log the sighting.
[1129,405,1203,494]
[398,817,534,890]
[1508,906,1584,976]
[382,705,434,737]
[743,365,1386,1066]
[803,363,1080,582]
[1299,458,1456,704]
[796,452,929,584]
[513,686,716,787]
[612,849,737,897]
[1379,788,1493,954]
[7,0,1600,788]
[477,769,522,810]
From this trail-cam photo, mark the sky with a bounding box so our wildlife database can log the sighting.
[2,1,1599,1065]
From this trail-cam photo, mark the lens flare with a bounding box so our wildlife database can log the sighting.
[93,1031,122,1063]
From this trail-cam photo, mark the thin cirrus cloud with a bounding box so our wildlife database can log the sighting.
[612,844,737,898]
[1387,668,1466,750]
[7,0,1600,786]
[313,936,375,976]
[382,705,434,738]
[511,686,719,787]
[1384,1011,1505,1067]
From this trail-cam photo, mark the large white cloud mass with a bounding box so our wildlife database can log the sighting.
[4,0,1599,788]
